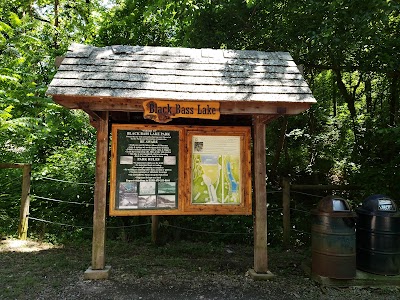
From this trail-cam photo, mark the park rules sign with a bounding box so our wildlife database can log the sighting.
[110,125,183,215]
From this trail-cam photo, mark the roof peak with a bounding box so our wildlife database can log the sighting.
[68,43,292,61]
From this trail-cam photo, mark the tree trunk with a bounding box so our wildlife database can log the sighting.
[334,69,357,118]
[333,69,360,146]
[389,75,399,126]
[332,73,337,117]
[269,116,288,183]
[365,74,372,116]
[54,0,59,49]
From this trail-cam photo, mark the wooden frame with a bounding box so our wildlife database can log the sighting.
[109,125,252,216]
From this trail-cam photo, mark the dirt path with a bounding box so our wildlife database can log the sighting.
[1,239,399,299]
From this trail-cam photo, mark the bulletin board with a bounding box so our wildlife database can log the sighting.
[109,124,251,216]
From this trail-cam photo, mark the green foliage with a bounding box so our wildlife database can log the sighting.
[353,126,400,197]
[0,1,96,239]
[96,0,182,46]
[0,169,22,236]
[1,0,399,245]
[28,143,96,239]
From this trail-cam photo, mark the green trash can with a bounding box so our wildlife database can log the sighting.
[311,195,356,279]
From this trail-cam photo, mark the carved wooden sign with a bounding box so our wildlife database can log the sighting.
[143,100,220,123]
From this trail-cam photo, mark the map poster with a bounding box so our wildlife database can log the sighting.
[191,135,241,205]
[113,127,179,211]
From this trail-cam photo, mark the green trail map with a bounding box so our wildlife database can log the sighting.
[191,135,241,205]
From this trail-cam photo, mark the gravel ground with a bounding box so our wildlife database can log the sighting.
[1,239,399,300]
[35,270,400,300]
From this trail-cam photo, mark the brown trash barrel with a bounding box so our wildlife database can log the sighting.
[311,195,356,279]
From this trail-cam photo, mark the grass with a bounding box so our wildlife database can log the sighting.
[0,237,260,298]
[1,238,400,300]
[0,239,90,298]
[107,239,254,276]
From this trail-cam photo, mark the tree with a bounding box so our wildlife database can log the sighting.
[1,0,399,240]
[0,1,98,237]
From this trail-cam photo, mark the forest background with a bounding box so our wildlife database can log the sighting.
[0,0,399,246]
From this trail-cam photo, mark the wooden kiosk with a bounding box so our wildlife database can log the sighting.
[46,43,316,280]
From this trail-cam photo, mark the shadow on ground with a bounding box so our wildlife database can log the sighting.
[0,238,399,300]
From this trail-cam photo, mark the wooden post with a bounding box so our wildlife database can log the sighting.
[0,163,31,240]
[290,184,360,191]
[282,177,291,248]
[151,216,159,244]
[91,111,109,270]
[252,115,269,274]
[18,164,31,240]
[0,163,28,169]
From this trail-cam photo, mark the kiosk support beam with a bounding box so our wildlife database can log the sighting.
[249,115,275,280]
[84,111,111,280]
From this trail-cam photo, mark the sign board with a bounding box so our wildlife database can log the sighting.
[184,127,252,215]
[110,125,183,215]
[110,125,251,216]
[143,100,220,123]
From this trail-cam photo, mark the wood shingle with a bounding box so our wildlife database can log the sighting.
[46,43,316,115]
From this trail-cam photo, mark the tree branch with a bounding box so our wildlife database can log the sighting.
[333,69,357,118]
[299,62,400,76]
[32,15,51,24]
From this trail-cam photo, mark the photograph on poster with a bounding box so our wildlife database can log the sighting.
[118,182,139,209]
[158,182,176,194]
[138,195,157,208]
[139,182,156,195]
[163,156,176,165]
[119,182,137,193]
[157,195,176,208]
[120,155,133,164]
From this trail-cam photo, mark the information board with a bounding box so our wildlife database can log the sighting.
[110,125,252,216]
[191,135,241,205]
[110,125,182,215]
[184,127,252,215]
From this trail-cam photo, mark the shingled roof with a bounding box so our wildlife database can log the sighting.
[46,43,315,115]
